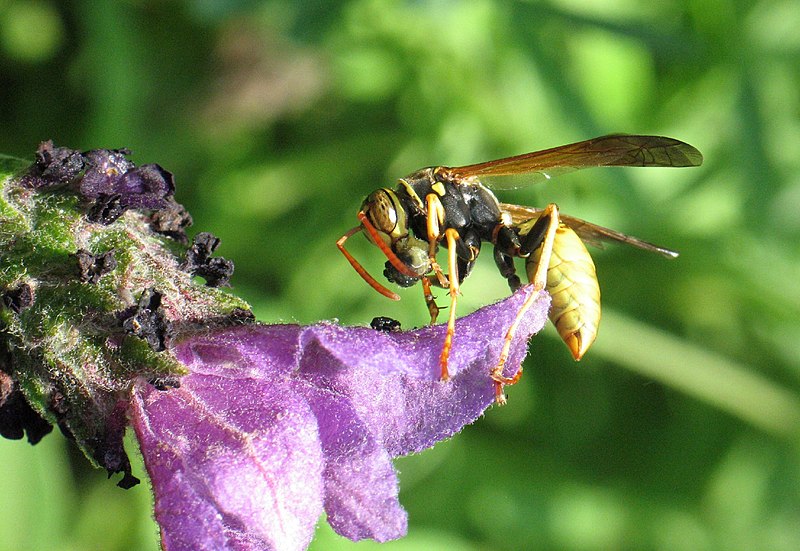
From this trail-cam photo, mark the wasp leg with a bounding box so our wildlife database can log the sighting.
[491,204,560,404]
[492,224,523,292]
[494,247,521,292]
[454,228,481,281]
[423,227,479,323]
[438,228,462,381]
[517,204,560,290]
[421,275,440,324]
[425,193,449,288]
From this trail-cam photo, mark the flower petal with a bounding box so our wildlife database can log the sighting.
[299,286,550,455]
[116,164,175,209]
[301,386,407,542]
[175,324,301,380]
[80,149,174,210]
[296,286,549,540]
[132,287,549,550]
[132,371,324,551]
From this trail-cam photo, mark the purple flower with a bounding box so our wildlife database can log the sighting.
[21,140,86,187]
[20,142,175,215]
[131,286,550,551]
[80,149,175,213]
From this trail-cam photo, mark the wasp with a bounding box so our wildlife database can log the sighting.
[337,134,702,402]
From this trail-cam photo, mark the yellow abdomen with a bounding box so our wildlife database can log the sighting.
[527,224,600,360]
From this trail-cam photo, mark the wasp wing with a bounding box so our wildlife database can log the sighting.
[447,134,702,190]
[501,203,678,259]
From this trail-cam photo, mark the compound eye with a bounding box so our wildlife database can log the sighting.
[363,189,399,234]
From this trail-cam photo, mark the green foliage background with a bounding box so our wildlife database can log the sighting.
[1,0,799,549]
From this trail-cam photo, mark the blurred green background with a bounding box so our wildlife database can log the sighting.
[2,0,799,549]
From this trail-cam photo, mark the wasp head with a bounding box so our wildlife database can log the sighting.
[360,189,409,247]
[338,189,430,300]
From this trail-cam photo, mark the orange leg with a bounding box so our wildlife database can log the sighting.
[337,226,401,300]
[491,204,560,404]
[438,228,461,381]
[425,194,449,288]
[421,276,440,325]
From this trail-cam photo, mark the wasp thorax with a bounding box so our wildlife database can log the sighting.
[361,189,408,243]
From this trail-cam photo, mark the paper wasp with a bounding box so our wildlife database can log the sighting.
[337,134,702,402]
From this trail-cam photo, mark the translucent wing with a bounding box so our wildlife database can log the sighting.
[446,134,703,190]
[501,203,679,258]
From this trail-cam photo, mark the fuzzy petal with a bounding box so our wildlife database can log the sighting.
[116,164,175,208]
[301,386,407,542]
[133,287,549,551]
[296,286,550,539]
[132,373,324,551]
[299,286,550,455]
